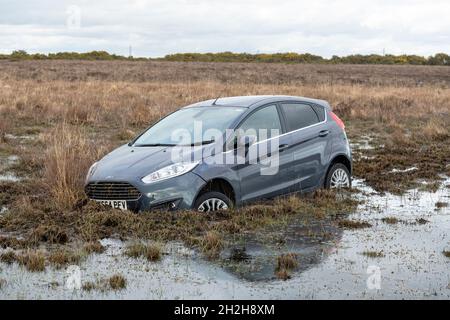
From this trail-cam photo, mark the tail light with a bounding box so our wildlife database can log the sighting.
[329,111,345,130]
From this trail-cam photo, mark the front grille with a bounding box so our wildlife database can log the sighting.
[85,182,141,201]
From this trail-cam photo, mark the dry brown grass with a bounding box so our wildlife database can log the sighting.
[435,202,448,209]
[338,219,372,229]
[0,250,17,264]
[48,248,82,269]
[108,274,127,290]
[277,253,298,270]
[1,60,449,86]
[43,124,106,208]
[362,251,385,258]
[0,189,358,254]
[0,60,448,260]
[381,217,400,225]
[17,250,46,272]
[82,281,96,292]
[0,117,10,142]
[29,224,69,245]
[422,118,449,141]
[83,241,105,254]
[200,231,224,258]
[275,253,298,280]
[125,242,162,262]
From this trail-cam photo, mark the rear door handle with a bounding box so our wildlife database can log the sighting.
[278,144,290,152]
[318,130,330,137]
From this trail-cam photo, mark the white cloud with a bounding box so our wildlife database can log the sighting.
[0,0,449,57]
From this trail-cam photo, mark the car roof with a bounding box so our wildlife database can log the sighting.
[183,95,330,109]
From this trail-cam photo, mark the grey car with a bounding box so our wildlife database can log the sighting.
[85,95,352,212]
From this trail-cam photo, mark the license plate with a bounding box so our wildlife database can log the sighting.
[95,199,127,210]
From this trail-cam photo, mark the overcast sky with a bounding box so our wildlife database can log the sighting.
[1,0,449,57]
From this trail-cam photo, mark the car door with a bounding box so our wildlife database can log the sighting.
[279,102,331,191]
[230,104,295,202]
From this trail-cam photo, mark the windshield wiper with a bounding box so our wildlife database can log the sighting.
[186,139,216,146]
[133,143,176,147]
[133,140,215,147]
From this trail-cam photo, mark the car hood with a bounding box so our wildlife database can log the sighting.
[89,144,208,181]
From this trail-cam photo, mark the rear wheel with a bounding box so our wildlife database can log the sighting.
[325,163,351,189]
[194,191,233,212]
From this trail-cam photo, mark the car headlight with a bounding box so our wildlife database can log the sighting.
[86,162,98,181]
[141,162,199,184]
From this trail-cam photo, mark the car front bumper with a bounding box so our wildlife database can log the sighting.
[86,172,206,212]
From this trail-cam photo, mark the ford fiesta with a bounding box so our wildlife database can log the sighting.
[85,95,352,212]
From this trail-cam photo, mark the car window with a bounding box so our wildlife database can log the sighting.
[133,106,246,146]
[281,103,320,131]
[238,105,282,142]
[311,104,325,122]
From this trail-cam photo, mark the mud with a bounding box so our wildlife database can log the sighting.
[0,178,448,299]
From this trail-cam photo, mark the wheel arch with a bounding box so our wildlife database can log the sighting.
[194,177,236,206]
[324,154,352,187]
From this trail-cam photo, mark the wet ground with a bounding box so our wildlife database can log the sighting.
[0,134,449,299]
[0,176,448,299]
[0,155,21,183]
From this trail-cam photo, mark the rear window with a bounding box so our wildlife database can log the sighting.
[312,104,326,122]
[281,103,320,131]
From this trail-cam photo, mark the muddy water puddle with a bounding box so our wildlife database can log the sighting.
[0,179,449,299]
[0,154,22,182]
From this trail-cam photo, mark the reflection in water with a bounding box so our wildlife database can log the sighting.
[220,217,344,281]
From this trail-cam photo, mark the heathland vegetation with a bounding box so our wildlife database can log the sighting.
[0,60,448,280]
[1,50,449,65]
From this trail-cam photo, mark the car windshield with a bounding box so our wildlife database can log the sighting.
[132,107,246,146]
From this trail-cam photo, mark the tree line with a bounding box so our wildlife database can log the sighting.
[1,50,449,65]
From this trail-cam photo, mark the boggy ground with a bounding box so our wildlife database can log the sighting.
[0,60,449,298]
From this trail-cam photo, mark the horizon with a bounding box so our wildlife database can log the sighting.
[2,50,449,60]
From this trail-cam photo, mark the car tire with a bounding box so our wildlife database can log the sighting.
[194,191,233,212]
[325,163,351,189]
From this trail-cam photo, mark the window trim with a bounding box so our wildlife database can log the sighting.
[278,101,324,132]
[224,103,285,148]
[223,101,327,152]
[235,103,285,134]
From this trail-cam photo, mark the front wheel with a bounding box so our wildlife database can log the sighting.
[325,163,351,189]
[194,191,233,212]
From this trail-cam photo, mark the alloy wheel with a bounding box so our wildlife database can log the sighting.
[330,168,350,188]
[197,198,229,212]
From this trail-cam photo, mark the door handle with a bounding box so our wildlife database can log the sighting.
[318,130,330,137]
[278,144,290,152]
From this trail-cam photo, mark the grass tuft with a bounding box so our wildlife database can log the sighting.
[83,241,105,254]
[381,217,400,224]
[338,219,372,229]
[29,225,69,244]
[0,250,17,264]
[108,274,127,290]
[200,231,223,258]
[275,253,298,280]
[82,281,97,292]
[48,248,82,269]
[43,124,106,208]
[435,202,448,209]
[362,250,385,258]
[17,250,46,272]
[125,242,162,262]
